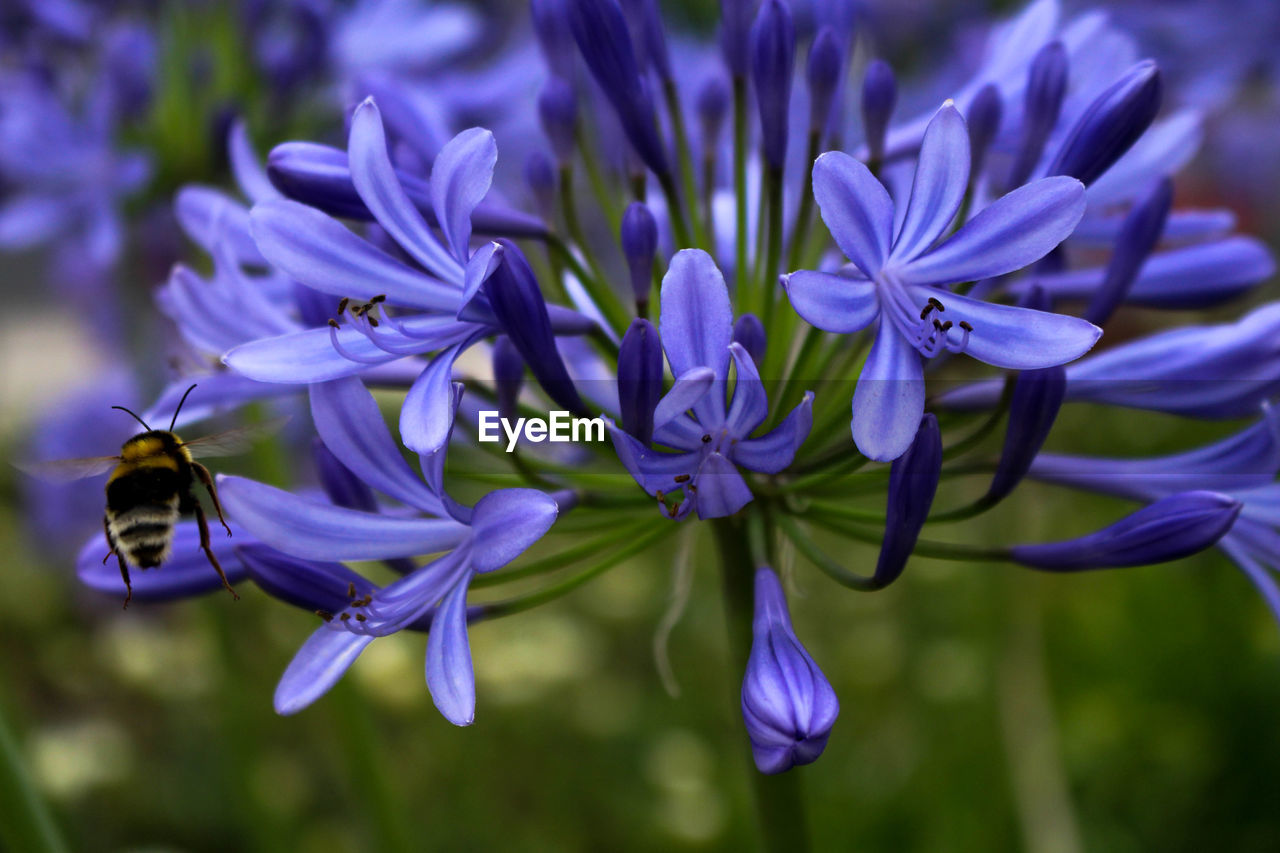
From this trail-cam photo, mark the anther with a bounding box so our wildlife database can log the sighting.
[340,612,351,621]
[674,474,691,483]
[701,434,712,443]
[368,315,379,327]
[355,613,367,622]
[337,297,350,314]
[327,318,339,328]
[655,489,666,502]
[940,321,953,332]
[347,582,356,599]
[928,297,945,311]
[959,321,973,332]
[920,304,935,320]
[316,609,334,622]
[371,294,386,304]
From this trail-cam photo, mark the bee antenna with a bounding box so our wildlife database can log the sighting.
[111,406,151,431]
[169,383,198,432]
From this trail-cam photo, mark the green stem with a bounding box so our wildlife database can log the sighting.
[470,520,653,588]
[804,511,1012,563]
[0,699,67,853]
[760,164,790,381]
[662,78,708,249]
[785,130,822,272]
[546,235,631,336]
[712,518,811,853]
[776,513,880,591]
[657,170,693,249]
[573,123,622,234]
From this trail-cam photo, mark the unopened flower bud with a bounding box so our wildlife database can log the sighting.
[538,77,578,163]
[492,336,525,424]
[987,367,1066,503]
[1085,176,1173,326]
[966,83,1003,182]
[806,26,842,134]
[617,319,664,445]
[1007,41,1068,189]
[861,59,896,163]
[875,413,941,587]
[750,0,796,169]
[732,313,766,366]
[1048,60,1162,186]
[621,202,658,306]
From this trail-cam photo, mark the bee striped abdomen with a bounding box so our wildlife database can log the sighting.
[106,433,188,569]
[107,502,179,567]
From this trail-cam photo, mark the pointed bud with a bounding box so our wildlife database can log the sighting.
[697,75,731,152]
[874,413,941,587]
[618,319,664,445]
[750,0,796,169]
[1084,176,1173,326]
[720,0,756,78]
[492,336,525,424]
[621,0,672,80]
[741,567,839,774]
[531,0,576,79]
[987,367,1065,503]
[1011,491,1240,571]
[538,77,578,163]
[524,151,557,221]
[567,0,670,177]
[806,26,843,134]
[861,59,897,163]
[621,202,658,307]
[1007,41,1068,189]
[484,241,588,415]
[732,313,766,366]
[966,83,1003,182]
[266,142,548,237]
[1048,60,1162,186]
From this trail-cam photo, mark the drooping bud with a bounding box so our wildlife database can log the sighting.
[1011,491,1240,571]
[1084,176,1173,326]
[861,59,897,164]
[266,142,549,237]
[874,413,941,588]
[1006,41,1068,189]
[621,202,658,308]
[750,0,796,169]
[732,313,766,366]
[806,26,843,134]
[538,77,578,163]
[720,0,757,78]
[741,567,839,774]
[567,0,670,177]
[966,83,1003,182]
[492,336,525,424]
[1047,60,1163,186]
[618,319,664,445]
[986,367,1065,503]
[524,150,557,220]
[696,75,731,154]
[484,241,588,415]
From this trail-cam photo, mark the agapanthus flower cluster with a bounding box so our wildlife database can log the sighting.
[13,0,1279,782]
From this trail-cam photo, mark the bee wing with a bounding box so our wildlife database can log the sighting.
[14,456,121,482]
[180,416,291,459]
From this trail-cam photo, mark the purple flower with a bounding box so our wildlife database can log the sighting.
[216,376,558,722]
[741,568,839,775]
[783,102,1100,461]
[611,250,813,519]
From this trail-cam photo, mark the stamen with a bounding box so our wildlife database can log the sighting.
[327,323,394,364]
[674,474,690,483]
[337,297,350,314]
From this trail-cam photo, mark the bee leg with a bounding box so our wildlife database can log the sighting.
[194,502,239,601]
[116,554,133,609]
[192,462,232,537]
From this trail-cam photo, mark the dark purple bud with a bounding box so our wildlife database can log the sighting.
[103,23,156,119]
[538,77,578,163]
[721,0,757,78]
[313,438,377,512]
[1084,176,1173,326]
[741,567,839,774]
[696,75,731,152]
[966,83,1003,182]
[484,241,588,415]
[621,202,658,306]
[806,26,843,134]
[1011,491,1240,571]
[732,313,766,366]
[861,59,896,163]
[524,150,557,219]
[986,367,1065,503]
[874,413,941,588]
[1007,41,1068,189]
[1047,60,1163,186]
[531,0,576,79]
[621,0,672,80]
[567,0,670,177]
[750,0,796,169]
[618,319,664,445]
[238,543,376,614]
[267,142,549,238]
[492,336,525,424]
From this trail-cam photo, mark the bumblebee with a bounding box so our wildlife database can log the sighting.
[21,384,281,608]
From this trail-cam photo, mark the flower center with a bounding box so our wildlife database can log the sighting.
[877,271,973,359]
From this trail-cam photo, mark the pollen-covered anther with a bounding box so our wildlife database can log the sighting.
[337,297,350,314]
[347,582,356,599]
[316,609,334,622]
[674,474,691,483]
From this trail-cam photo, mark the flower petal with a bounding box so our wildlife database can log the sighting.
[660,248,734,386]
[898,176,1086,287]
[733,392,814,474]
[250,198,459,312]
[274,627,374,715]
[890,103,969,263]
[216,475,469,561]
[426,574,476,725]
[812,151,894,277]
[469,488,559,573]
[782,270,880,334]
[609,424,697,496]
[693,452,753,519]
[726,342,768,438]
[653,367,715,434]
[431,127,497,262]
[237,543,374,613]
[852,319,925,462]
